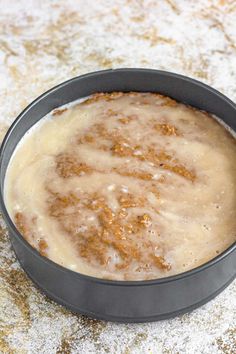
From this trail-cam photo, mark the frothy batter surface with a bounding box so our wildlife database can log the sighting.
[5,92,236,280]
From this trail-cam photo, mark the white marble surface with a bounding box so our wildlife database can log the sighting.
[0,1,235,353]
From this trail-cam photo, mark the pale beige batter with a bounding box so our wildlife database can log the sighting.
[4,92,236,280]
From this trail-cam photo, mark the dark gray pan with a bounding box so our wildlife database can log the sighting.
[0,69,235,323]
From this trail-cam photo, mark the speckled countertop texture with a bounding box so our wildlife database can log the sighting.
[0,0,236,353]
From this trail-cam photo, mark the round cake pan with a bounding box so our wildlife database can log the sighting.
[0,69,235,323]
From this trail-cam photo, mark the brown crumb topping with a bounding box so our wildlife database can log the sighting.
[151,254,171,270]
[15,212,32,242]
[154,123,180,136]
[118,115,137,124]
[80,92,124,105]
[38,239,48,257]
[52,107,68,116]
[55,153,92,178]
[15,212,48,257]
[137,213,152,227]
[161,163,196,181]
[45,190,171,271]
[118,193,145,208]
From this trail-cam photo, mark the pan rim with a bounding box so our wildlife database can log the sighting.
[0,68,235,287]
